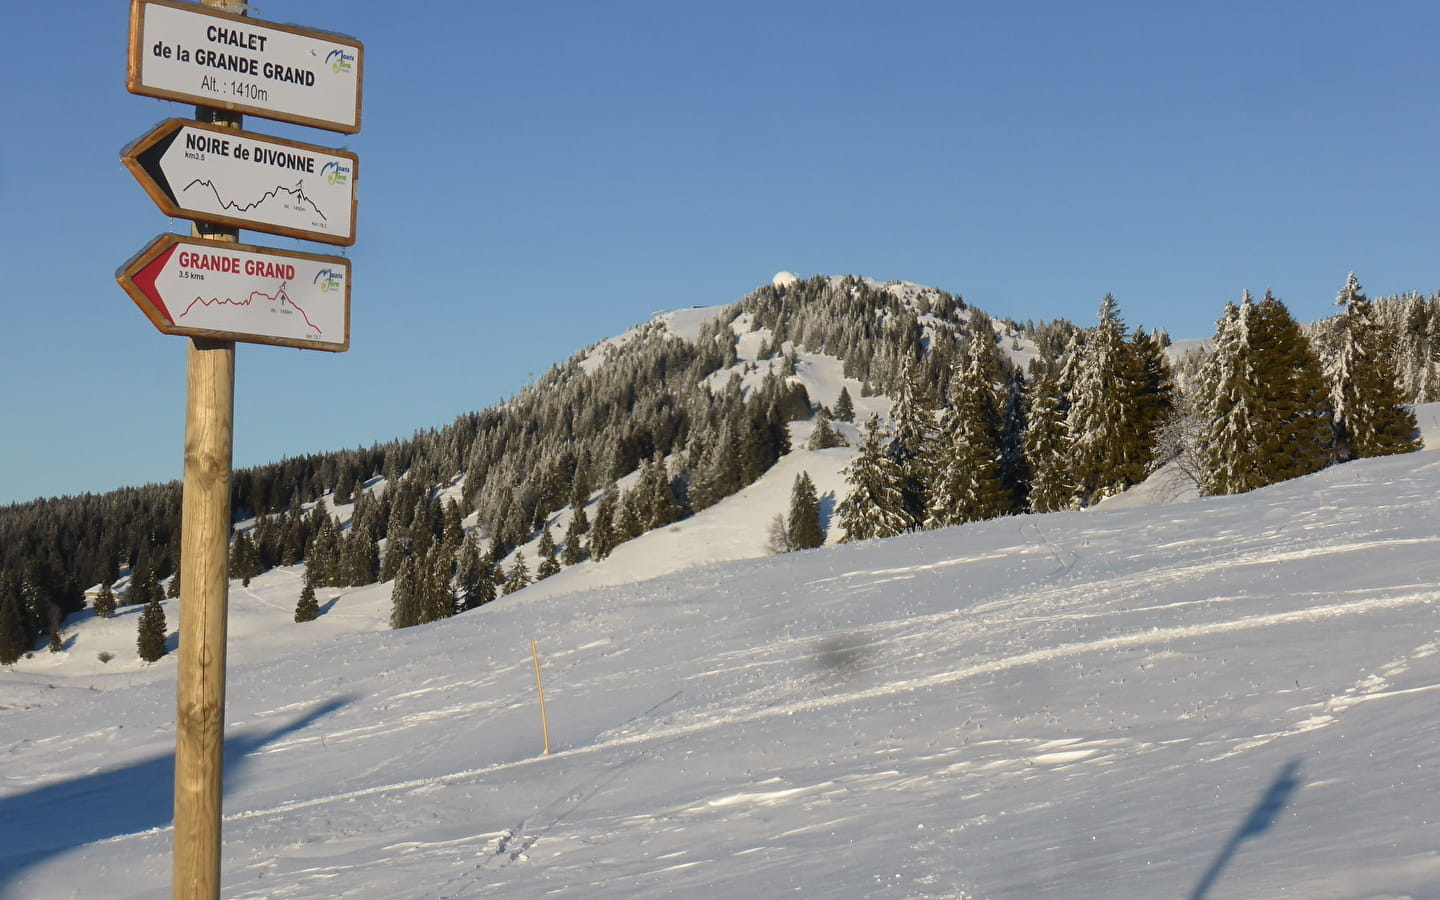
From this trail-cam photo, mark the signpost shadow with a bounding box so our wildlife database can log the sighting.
[1190,758,1303,900]
[0,696,353,898]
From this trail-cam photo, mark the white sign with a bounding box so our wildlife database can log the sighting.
[127,0,363,134]
[124,119,358,245]
[118,234,351,352]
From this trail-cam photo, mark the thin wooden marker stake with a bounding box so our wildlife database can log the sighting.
[531,639,551,755]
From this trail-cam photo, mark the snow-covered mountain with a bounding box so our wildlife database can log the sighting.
[4,397,1439,898]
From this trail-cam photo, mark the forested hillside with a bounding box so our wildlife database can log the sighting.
[1,272,1435,663]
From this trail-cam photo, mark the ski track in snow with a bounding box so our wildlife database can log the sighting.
[6,404,1440,899]
[77,579,1436,855]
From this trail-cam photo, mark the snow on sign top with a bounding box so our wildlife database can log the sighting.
[127,0,363,134]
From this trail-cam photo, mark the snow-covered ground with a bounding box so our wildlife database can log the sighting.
[4,405,1440,898]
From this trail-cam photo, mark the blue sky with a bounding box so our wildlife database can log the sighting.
[2,1,1439,505]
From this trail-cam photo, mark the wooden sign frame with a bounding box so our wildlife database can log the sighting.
[127,0,364,134]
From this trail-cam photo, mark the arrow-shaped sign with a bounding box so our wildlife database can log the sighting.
[117,234,350,352]
[123,119,358,246]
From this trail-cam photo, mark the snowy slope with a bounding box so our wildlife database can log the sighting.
[5,416,1440,898]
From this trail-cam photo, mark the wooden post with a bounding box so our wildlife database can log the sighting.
[173,4,244,896]
[531,640,551,755]
[172,330,235,899]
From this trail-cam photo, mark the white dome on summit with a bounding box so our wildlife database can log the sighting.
[772,271,800,288]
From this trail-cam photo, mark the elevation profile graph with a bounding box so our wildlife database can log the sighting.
[181,178,328,222]
[122,119,358,246]
[117,234,351,352]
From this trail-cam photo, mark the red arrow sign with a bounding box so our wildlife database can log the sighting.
[117,234,350,352]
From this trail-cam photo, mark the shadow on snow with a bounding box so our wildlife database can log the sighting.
[1190,757,1303,900]
[0,696,353,898]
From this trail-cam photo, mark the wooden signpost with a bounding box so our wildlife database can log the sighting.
[119,1,362,896]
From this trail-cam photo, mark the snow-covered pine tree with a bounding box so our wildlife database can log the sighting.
[1065,294,1141,504]
[1200,296,1266,495]
[503,551,531,595]
[454,534,487,611]
[536,528,561,580]
[807,408,848,450]
[441,498,465,553]
[997,365,1031,511]
[887,358,943,526]
[389,556,423,629]
[837,415,914,542]
[1325,273,1422,461]
[688,420,742,513]
[589,485,620,560]
[561,510,587,566]
[927,332,1010,528]
[419,547,457,623]
[636,454,684,530]
[1025,351,1074,513]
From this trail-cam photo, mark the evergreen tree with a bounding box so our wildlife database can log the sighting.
[228,532,263,587]
[561,511,587,566]
[785,472,825,550]
[441,498,466,553]
[688,420,742,513]
[419,547,457,623]
[928,337,1011,527]
[503,551,531,595]
[454,535,489,611]
[1200,296,1267,495]
[807,408,848,450]
[1251,291,1333,482]
[997,364,1031,511]
[635,454,682,530]
[615,490,643,543]
[166,564,181,599]
[836,415,914,542]
[92,580,118,619]
[1066,294,1143,504]
[1325,273,1421,461]
[294,571,320,623]
[341,528,381,586]
[1024,354,1073,513]
[1200,291,1334,495]
[536,528,561,580]
[389,556,423,629]
[1126,326,1174,483]
[589,484,620,560]
[833,386,856,422]
[136,595,168,662]
[887,358,943,526]
[0,575,30,665]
